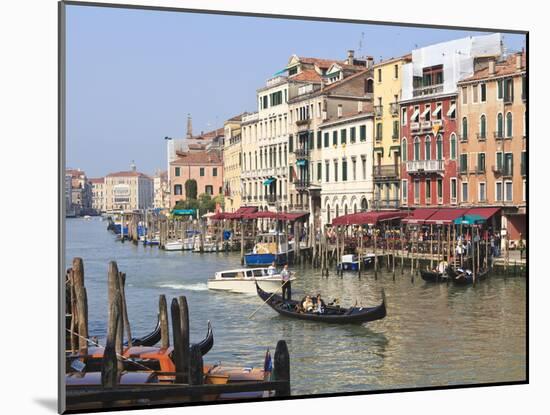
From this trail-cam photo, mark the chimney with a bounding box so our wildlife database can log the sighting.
[338,105,343,118]
[488,59,496,75]
[366,56,374,69]
[516,53,523,70]
[186,113,193,138]
[347,50,355,65]
[357,101,363,113]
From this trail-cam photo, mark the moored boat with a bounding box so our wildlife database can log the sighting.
[245,232,294,266]
[255,282,386,324]
[164,239,184,251]
[207,268,296,294]
[336,253,375,271]
[452,268,489,285]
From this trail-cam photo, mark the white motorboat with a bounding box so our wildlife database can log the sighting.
[207,267,296,294]
[193,235,221,252]
[164,240,184,251]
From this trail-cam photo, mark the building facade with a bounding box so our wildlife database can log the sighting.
[457,51,526,242]
[400,34,503,209]
[223,114,244,212]
[372,55,411,209]
[104,168,153,212]
[89,178,106,213]
[153,170,170,210]
[319,112,374,226]
[66,168,91,215]
[169,151,223,207]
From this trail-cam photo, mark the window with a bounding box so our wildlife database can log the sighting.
[437,179,443,203]
[360,125,367,141]
[175,167,180,177]
[401,107,407,126]
[392,120,399,139]
[450,133,457,160]
[375,123,382,140]
[436,135,443,160]
[497,80,503,99]
[460,154,468,173]
[462,182,469,202]
[394,64,398,79]
[504,153,513,176]
[477,153,486,173]
[334,160,338,182]
[479,115,487,139]
[414,180,420,203]
[505,180,513,201]
[402,179,408,203]
[506,112,513,137]
[504,78,514,102]
[378,68,382,82]
[350,127,356,143]
[352,158,357,180]
[448,100,456,119]
[262,95,268,109]
[270,91,283,106]
[451,178,457,203]
[414,137,420,161]
[425,136,431,160]
[366,78,374,93]
[472,84,479,103]
[333,131,338,146]
[213,167,218,177]
[325,162,330,182]
[341,129,347,144]
[462,87,468,104]
[480,84,487,102]
[317,162,322,182]
[523,180,526,202]
[521,151,527,176]
[496,113,504,138]
[402,138,408,162]
[342,159,348,181]
[317,131,322,148]
[425,179,431,201]
[496,151,503,171]
[289,135,294,152]
[200,167,205,177]
[362,157,367,180]
[205,185,213,195]
[495,181,503,201]
[479,182,486,202]
[522,75,526,101]
[461,117,468,139]
[174,184,182,195]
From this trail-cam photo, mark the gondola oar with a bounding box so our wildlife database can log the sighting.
[248,280,289,320]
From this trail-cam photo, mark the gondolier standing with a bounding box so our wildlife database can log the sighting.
[281,264,291,301]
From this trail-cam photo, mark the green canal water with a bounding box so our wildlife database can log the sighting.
[66,218,527,395]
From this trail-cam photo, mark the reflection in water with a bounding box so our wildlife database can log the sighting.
[66,218,526,395]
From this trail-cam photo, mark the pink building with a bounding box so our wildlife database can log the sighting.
[170,151,223,207]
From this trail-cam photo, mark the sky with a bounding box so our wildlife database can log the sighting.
[65,5,526,178]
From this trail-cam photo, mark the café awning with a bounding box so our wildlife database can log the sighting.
[424,208,470,224]
[401,208,439,224]
[332,211,406,226]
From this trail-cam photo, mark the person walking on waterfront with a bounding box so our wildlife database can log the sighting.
[281,264,291,301]
[518,235,525,260]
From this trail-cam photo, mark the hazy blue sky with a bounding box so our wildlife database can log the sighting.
[66,5,526,178]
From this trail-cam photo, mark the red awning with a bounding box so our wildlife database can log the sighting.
[332,211,406,226]
[464,207,501,219]
[401,208,439,224]
[241,211,309,221]
[209,212,228,220]
[424,208,470,224]
[278,212,309,222]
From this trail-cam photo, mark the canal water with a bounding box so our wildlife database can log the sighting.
[66,218,526,395]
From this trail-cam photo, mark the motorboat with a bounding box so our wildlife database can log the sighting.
[208,267,295,294]
[164,239,184,251]
[245,232,294,266]
[336,253,375,271]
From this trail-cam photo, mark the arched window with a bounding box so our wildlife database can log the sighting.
[425,136,432,160]
[506,112,513,137]
[335,204,339,218]
[354,204,357,213]
[436,135,443,160]
[497,112,504,138]
[480,114,487,139]
[401,138,408,162]
[365,78,374,93]
[361,198,368,212]
[414,137,420,161]
[461,117,468,139]
[344,205,348,215]
[326,205,331,224]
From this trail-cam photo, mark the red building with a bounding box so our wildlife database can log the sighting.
[400,94,458,207]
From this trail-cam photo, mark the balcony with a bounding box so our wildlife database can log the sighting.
[420,120,432,131]
[372,199,400,209]
[266,194,277,205]
[503,94,514,105]
[476,132,487,141]
[494,131,503,140]
[294,180,310,191]
[374,105,383,118]
[410,122,420,132]
[390,102,399,116]
[432,119,444,132]
[373,164,399,179]
[294,147,309,159]
[266,75,287,88]
[412,84,444,98]
[295,119,310,132]
[406,159,445,174]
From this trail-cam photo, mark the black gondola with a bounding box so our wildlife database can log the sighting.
[420,269,451,283]
[452,268,489,285]
[255,282,386,324]
[196,321,214,356]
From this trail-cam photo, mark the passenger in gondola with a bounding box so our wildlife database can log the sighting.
[315,294,325,314]
[267,262,276,276]
[302,296,314,312]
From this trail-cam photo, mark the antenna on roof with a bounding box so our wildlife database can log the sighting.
[358,32,365,57]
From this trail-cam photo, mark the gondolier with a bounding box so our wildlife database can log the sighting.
[281,264,291,301]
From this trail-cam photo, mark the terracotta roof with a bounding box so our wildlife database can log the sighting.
[88,178,104,184]
[66,169,85,177]
[190,127,224,140]
[289,69,323,83]
[170,151,222,166]
[461,52,526,82]
[320,107,374,127]
[106,171,150,178]
[373,53,412,67]
[322,68,371,93]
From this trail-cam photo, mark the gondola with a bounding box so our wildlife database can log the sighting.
[255,282,386,324]
[420,269,451,283]
[452,268,489,285]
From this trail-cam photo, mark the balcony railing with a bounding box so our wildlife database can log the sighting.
[412,84,444,98]
[373,164,399,178]
[390,102,399,116]
[265,194,277,205]
[294,180,310,191]
[504,94,513,105]
[294,147,309,159]
[374,105,383,118]
[420,120,432,131]
[406,159,445,174]
[410,121,420,131]
[372,199,400,209]
[494,131,503,140]
[476,132,487,141]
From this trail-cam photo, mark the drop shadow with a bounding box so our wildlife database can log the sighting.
[34,398,57,413]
